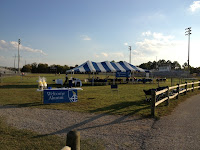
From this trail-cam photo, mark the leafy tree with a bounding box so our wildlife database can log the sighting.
[31,62,38,73]
[21,64,32,72]
[75,64,78,67]
[69,66,75,69]
[182,62,188,70]
[139,59,181,70]
[171,61,181,70]
[166,60,172,64]
[38,63,48,73]
[56,65,63,73]
[63,65,70,71]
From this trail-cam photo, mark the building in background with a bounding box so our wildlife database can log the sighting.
[158,64,171,72]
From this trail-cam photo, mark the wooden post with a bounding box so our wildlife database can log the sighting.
[192,81,194,92]
[151,89,156,117]
[199,80,200,90]
[166,86,169,106]
[184,82,187,95]
[66,130,80,150]
[176,84,179,99]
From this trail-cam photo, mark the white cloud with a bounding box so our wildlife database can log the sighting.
[100,52,124,58]
[94,54,99,58]
[101,52,124,60]
[80,35,91,41]
[152,33,174,41]
[101,52,108,57]
[0,40,47,55]
[124,42,128,46]
[112,52,124,58]
[131,31,200,67]
[132,32,179,64]
[142,31,151,36]
[93,52,125,62]
[135,32,176,55]
[189,1,200,12]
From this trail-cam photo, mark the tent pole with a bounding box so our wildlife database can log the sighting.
[113,72,115,85]
[92,72,94,86]
[131,72,133,84]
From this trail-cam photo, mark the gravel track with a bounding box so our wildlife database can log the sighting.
[1,94,200,149]
[143,94,200,150]
[0,106,154,150]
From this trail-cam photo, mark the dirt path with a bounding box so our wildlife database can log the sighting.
[143,94,200,150]
[0,105,154,150]
[1,94,199,149]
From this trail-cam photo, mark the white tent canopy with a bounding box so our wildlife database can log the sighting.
[66,60,149,73]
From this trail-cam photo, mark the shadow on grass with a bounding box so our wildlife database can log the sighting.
[0,84,38,89]
[89,100,150,116]
[0,84,67,89]
[4,102,47,108]
[0,102,47,110]
[33,100,151,138]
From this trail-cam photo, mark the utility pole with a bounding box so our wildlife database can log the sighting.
[129,46,131,64]
[185,27,192,74]
[18,39,20,73]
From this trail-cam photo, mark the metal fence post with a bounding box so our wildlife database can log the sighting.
[176,84,179,99]
[151,89,156,117]
[66,130,80,150]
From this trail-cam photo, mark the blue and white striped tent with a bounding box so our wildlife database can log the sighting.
[66,60,149,73]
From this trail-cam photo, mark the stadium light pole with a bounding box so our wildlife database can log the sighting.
[129,46,131,64]
[185,27,192,74]
[18,39,21,73]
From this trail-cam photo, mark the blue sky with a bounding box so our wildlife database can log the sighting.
[0,0,200,68]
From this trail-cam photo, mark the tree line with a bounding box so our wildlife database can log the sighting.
[138,59,181,70]
[20,60,200,74]
[21,62,78,74]
[139,59,200,74]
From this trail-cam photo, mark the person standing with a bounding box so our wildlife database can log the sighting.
[64,73,68,85]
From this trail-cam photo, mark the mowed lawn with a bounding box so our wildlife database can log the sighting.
[1,73,199,117]
[0,73,199,149]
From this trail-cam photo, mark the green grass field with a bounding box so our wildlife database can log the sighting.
[0,73,199,149]
[0,73,199,117]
